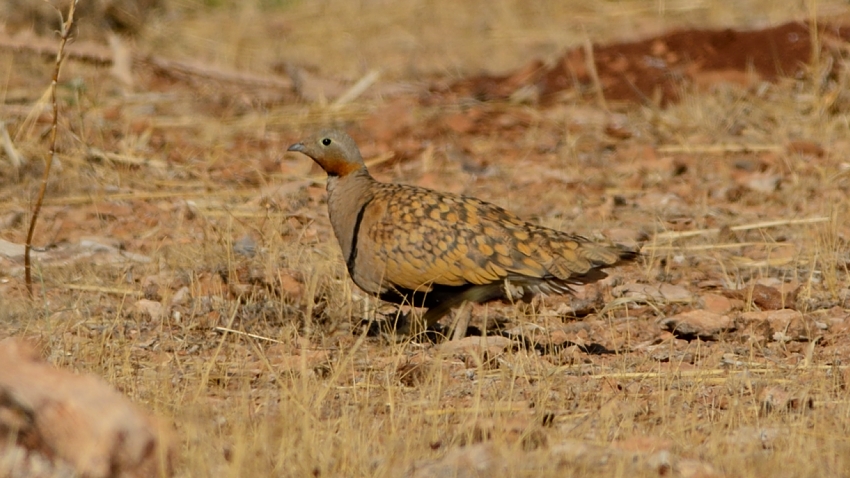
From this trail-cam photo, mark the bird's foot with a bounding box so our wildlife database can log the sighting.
[356,309,447,342]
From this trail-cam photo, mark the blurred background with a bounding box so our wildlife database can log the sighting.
[4,0,847,81]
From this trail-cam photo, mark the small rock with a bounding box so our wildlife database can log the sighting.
[740,309,815,341]
[740,309,799,326]
[701,293,741,315]
[724,284,793,310]
[634,192,687,215]
[79,237,121,252]
[134,299,165,320]
[604,122,633,140]
[696,279,726,289]
[658,310,734,340]
[612,436,673,453]
[744,173,781,193]
[600,228,647,246]
[404,443,505,478]
[750,284,786,310]
[733,158,763,172]
[278,270,305,301]
[648,347,696,364]
[758,386,791,413]
[228,282,253,297]
[0,238,25,259]
[751,277,782,287]
[502,322,546,338]
[233,234,257,257]
[549,438,721,477]
[613,283,694,304]
[171,286,191,306]
[438,336,513,362]
[758,385,813,414]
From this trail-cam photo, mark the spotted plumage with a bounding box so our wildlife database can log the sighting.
[288,129,638,329]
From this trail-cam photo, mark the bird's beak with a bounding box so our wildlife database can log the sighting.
[287,142,305,153]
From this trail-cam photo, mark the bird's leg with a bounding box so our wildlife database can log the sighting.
[449,301,473,341]
[387,307,414,336]
[421,302,455,330]
[391,307,436,338]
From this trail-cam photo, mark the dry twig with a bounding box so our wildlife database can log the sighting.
[25,0,78,298]
[0,30,293,91]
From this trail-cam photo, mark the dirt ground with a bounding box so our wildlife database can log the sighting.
[2,1,850,477]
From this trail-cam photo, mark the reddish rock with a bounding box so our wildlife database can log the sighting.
[787,140,825,157]
[758,385,813,413]
[444,111,478,134]
[0,338,175,478]
[278,269,305,301]
[658,310,734,340]
[740,309,817,342]
[701,293,742,315]
[724,283,794,310]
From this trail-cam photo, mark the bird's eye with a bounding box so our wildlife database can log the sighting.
[321,138,332,146]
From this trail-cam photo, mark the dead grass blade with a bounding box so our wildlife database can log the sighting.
[582,33,608,112]
[657,144,784,154]
[653,216,829,241]
[330,69,381,109]
[0,121,26,168]
[63,284,143,297]
[87,147,168,169]
[214,326,285,344]
[642,242,797,251]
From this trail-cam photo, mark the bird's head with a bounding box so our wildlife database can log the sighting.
[287,129,366,177]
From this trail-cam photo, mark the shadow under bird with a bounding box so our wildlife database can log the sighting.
[287,129,638,333]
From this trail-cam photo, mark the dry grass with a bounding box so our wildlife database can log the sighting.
[2,0,850,477]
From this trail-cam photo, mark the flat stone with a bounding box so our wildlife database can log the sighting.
[438,335,513,359]
[701,293,741,315]
[658,309,734,340]
[614,283,694,304]
[740,309,816,341]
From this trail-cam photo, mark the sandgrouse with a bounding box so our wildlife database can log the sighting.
[288,129,637,333]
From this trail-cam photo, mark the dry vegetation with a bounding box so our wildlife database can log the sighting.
[2,0,850,476]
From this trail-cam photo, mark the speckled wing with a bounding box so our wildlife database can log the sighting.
[366,183,632,295]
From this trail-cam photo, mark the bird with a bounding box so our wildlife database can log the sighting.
[287,129,638,336]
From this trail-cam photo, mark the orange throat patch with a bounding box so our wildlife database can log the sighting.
[319,157,363,177]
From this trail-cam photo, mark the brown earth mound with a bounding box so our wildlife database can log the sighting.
[445,21,850,106]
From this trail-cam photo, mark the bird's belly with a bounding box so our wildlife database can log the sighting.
[346,234,394,295]
[347,235,451,298]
